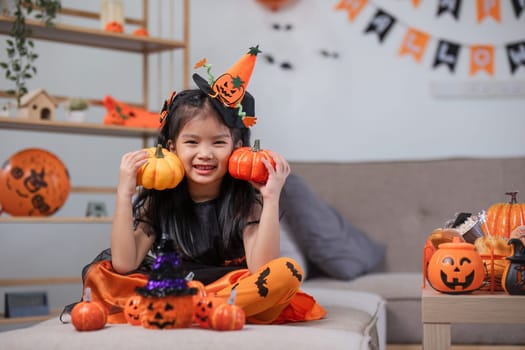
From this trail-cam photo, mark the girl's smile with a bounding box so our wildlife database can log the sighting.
[170,111,237,201]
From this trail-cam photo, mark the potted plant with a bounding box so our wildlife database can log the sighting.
[65,98,89,122]
[0,0,61,107]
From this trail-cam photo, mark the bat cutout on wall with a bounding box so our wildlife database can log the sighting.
[272,23,294,31]
[255,267,271,297]
[263,54,294,70]
[320,49,340,59]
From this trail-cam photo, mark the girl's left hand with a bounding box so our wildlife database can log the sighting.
[251,151,290,200]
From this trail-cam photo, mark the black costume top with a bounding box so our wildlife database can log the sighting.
[181,199,249,284]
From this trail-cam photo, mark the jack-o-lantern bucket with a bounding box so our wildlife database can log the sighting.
[427,237,485,293]
[139,295,194,330]
[0,148,70,216]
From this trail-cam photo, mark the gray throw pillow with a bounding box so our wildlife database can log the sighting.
[279,173,385,280]
[280,223,309,278]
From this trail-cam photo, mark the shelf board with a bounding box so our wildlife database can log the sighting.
[0,216,112,223]
[0,277,81,287]
[0,309,63,325]
[0,16,186,53]
[0,116,158,138]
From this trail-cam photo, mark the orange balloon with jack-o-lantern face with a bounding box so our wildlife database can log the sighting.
[427,237,485,293]
[0,148,70,216]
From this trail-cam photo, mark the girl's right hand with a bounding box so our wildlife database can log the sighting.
[117,150,150,197]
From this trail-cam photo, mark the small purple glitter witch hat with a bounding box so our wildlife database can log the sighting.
[136,233,197,298]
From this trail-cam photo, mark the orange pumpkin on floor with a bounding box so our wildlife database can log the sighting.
[0,148,70,216]
[209,290,245,331]
[228,139,275,184]
[71,288,107,331]
[483,191,525,239]
[194,296,217,328]
[124,294,143,326]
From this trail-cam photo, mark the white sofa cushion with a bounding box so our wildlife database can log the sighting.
[0,289,385,350]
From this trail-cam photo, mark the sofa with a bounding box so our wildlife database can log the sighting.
[1,156,524,349]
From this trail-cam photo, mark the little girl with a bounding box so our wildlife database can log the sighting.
[82,46,326,324]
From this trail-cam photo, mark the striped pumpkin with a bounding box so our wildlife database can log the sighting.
[228,139,275,184]
[209,290,245,331]
[483,191,525,238]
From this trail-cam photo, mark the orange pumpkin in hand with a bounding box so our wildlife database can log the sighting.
[228,139,275,184]
[137,144,185,190]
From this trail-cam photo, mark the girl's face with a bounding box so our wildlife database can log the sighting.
[169,111,237,201]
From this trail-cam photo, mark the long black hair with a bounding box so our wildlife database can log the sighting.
[132,89,259,260]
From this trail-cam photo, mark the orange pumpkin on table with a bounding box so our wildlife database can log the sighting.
[0,148,70,216]
[228,139,276,184]
[482,191,525,239]
[427,237,485,293]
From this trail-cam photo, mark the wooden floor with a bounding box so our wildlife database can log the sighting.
[388,346,525,350]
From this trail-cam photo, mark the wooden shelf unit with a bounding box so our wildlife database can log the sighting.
[0,15,185,54]
[0,1,190,326]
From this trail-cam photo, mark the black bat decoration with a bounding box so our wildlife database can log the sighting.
[255,267,271,297]
[286,261,303,282]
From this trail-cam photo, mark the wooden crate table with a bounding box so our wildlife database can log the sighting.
[422,287,525,350]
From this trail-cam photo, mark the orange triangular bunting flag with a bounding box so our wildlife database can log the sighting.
[476,0,501,22]
[335,0,368,21]
[470,45,495,76]
[399,28,430,63]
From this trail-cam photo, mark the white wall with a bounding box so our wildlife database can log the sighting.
[0,0,524,325]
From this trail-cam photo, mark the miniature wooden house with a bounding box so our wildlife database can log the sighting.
[17,89,57,121]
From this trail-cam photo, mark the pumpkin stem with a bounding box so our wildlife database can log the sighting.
[228,289,237,305]
[154,144,165,158]
[185,271,195,281]
[505,191,519,204]
[84,287,92,302]
[252,139,261,152]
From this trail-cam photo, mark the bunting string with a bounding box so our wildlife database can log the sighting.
[335,0,525,75]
